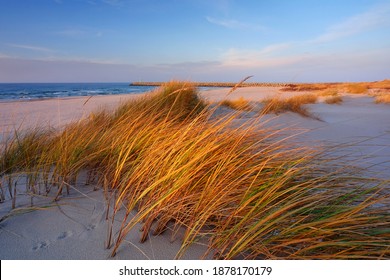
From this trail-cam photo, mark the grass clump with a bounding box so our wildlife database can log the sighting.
[318,88,339,97]
[280,83,332,92]
[374,94,390,104]
[1,81,390,260]
[0,128,54,205]
[342,83,368,94]
[261,94,318,119]
[324,95,343,104]
[220,97,253,111]
[371,79,390,90]
[113,80,206,121]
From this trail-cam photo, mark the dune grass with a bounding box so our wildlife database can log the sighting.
[280,83,333,92]
[318,88,339,97]
[261,94,319,119]
[1,81,389,259]
[342,83,368,94]
[371,79,390,90]
[220,97,253,111]
[324,95,343,104]
[280,81,390,95]
[374,94,390,104]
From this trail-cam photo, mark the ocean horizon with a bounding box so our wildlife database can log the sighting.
[0,83,157,101]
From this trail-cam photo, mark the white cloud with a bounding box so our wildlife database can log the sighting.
[206,16,267,32]
[215,3,390,70]
[7,44,55,53]
[157,61,221,70]
[257,43,292,55]
[1,48,389,83]
[0,56,147,82]
[314,3,390,43]
[33,55,127,66]
[220,43,295,68]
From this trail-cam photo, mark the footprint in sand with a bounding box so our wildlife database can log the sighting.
[86,224,96,231]
[32,241,49,251]
[32,231,73,251]
[57,231,73,240]
[79,223,98,239]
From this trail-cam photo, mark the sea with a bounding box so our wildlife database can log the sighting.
[0,83,158,101]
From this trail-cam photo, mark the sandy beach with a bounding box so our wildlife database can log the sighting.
[1,86,389,259]
[0,94,142,136]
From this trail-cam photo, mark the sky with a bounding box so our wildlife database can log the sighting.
[0,0,389,83]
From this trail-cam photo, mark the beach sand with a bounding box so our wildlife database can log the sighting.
[1,87,389,259]
[0,94,141,136]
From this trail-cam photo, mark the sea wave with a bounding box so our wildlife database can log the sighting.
[0,83,156,101]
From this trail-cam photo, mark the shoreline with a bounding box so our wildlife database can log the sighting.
[0,92,146,104]
[0,93,147,135]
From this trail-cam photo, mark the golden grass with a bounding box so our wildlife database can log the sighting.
[324,95,343,104]
[220,97,253,111]
[280,81,390,95]
[318,88,339,97]
[261,94,318,119]
[371,79,390,89]
[341,83,368,94]
[280,83,332,92]
[374,94,390,104]
[1,81,390,260]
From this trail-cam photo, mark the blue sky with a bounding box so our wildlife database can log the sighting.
[0,0,389,82]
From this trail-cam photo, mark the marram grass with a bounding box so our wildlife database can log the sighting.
[324,95,343,104]
[1,81,389,259]
[374,94,390,104]
[260,94,319,119]
[220,97,253,111]
[342,83,368,94]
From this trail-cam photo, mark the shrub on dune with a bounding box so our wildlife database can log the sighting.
[374,94,390,104]
[220,97,253,111]
[261,94,318,119]
[319,88,339,97]
[324,95,343,104]
[279,83,330,92]
[371,79,390,90]
[342,83,368,94]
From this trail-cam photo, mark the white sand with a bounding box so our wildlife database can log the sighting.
[1,88,389,259]
[0,94,141,136]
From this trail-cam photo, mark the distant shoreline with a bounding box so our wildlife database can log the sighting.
[130,81,291,87]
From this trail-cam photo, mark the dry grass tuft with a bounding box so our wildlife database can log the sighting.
[261,94,318,119]
[318,88,339,97]
[324,95,343,104]
[374,94,390,104]
[371,79,390,90]
[342,83,368,94]
[280,83,333,92]
[220,97,253,111]
[280,80,390,94]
